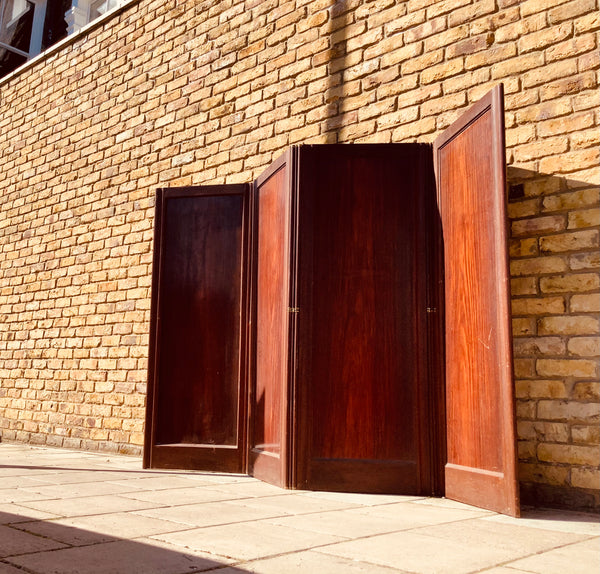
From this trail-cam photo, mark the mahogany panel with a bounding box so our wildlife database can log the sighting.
[434,85,520,516]
[248,151,295,487]
[294,144,437,494]
[144,185,248,472]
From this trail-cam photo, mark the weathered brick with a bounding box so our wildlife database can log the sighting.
[511,297,565,316]
[570,294,600,313]
[568,337,600,357]
[515,379,568,399]
[536,358,598,377]
[540,273,600,294]
[540,231,599,254]
[511,215,566,237]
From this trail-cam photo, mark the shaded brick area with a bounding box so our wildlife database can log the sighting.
[0,0,598,509]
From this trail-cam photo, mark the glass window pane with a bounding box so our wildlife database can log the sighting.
[0,0,34,53]
[0,44,28,76]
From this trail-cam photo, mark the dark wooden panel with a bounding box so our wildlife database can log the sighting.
[144,185,249,473]
[294,144,437,494]
[248,151,294,487]
[434,85,520,516]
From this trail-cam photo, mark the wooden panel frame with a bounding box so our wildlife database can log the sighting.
[247,149,299,488]
[144,184,250,473]
[292,144,442,495]
[434,85,520,516]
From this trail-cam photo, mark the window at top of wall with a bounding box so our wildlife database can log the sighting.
[0,0,127,79]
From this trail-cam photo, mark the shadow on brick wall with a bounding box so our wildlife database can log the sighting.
[506,166,599,512]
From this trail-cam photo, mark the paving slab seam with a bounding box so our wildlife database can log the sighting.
[459,534,600,574]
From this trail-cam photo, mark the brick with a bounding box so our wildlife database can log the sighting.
[540,231,599,254]
[519,22,573,53]
[519,463,569,486]
[568,337,600,357]
[572,468,600,490]
[569,252,600,271]
[538,400,600,422]
[511,215,566,237]
[570,294,600,313]
[515,379,568,399]
[568,208,600,230]
[538,443,600,466]
[573,382,600,400]
[542,189,600,213]
[420,58,464,84]
[510,277,538,296]
[513,317,536,336]
[539,315,599,336]
[549,0,597,24]
[540,273,600,294]
[572,425,600,444]
[511,297,565,316]
[509,237,538,258]
[536,358,598,377]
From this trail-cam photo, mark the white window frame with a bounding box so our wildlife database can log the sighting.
[0,0,46,59]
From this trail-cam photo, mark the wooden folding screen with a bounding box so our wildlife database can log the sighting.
[434,85,520,516]
[144,185,249,472]
[144,85,519,515]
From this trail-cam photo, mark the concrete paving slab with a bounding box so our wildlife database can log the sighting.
[226,493,360,515]
[0,523,68,557]
[151,520,347,561]
[317,530,530,574]
[343,500,491,528]
[204,480,299,497]
[412,497,497,513]
[1,443,598,574]
[0,476,57,489]
[0,560,34,574]
[106,475,216,491]
[12,518,117,547]
[480,568,547,574]
[18,471,145,485]
[6,538,232,574]
[137,500,286,527]
[413,516,589,555]
[19,480,140,499]
[299,490,425,506]
[0,504,61,523]
[0,488,57,505]
[217,549,410,573]
[120,485,252,505]
[263,508,420,538]
[483,507,600,536]
[17,494,162,517]
[506,537,600,574]
[10,510,192,547]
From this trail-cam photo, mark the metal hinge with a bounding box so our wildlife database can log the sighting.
[426,307,437,313]
[288,307,300,313]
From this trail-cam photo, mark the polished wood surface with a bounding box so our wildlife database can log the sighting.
[144,185,249,472]
[294,144,439,494]
[248,151,294,487]
[434,85,520,516]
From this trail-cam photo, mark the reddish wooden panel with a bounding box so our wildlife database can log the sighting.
[248,151,294,487]
[434,85,520,516]
[294,144,438,494]
[144,185,249,473]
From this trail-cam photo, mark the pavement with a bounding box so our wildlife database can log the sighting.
[0,443,598,574]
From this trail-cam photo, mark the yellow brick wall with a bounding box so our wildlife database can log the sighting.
[0,0,598,509]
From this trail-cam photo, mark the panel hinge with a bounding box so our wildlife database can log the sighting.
[288,307,300,313]
[426,307,437,313]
